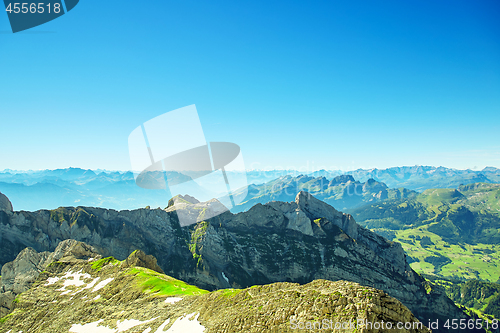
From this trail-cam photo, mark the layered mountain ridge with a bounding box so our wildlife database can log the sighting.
[0,240,432,333]
[0,191,482,331]
[2,166,499,211]
[229,174,417,213]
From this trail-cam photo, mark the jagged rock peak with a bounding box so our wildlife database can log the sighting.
[0,191,13,212]
[0,239,101,317]
[295,191,358,239]
[122,249,164,274]
[52,239,101,262]
[167,194,200,208]
[329,174,355,186]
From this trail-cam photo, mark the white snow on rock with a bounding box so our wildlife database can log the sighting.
[152,319,170,333]
[92,295,101,301]
[165,313,205,332]
[69,317,157,333]
[50,270,93,295]
[45,277,61,285]
[84,277,100,289]
[61,270,92,288]
[69,320,115,333]
[164,297,183,304]
[146,313,205,333]
[92,278,114,292]
[221,272,229,283]
[73,277,101,295]
[116,318,157,332]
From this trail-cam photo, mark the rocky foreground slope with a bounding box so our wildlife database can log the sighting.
[0,191,482,331]
[0,240,430,333]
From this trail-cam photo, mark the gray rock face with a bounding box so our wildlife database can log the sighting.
[122,249,164,274]
[0,239,101,316]
[0,193,474,331]
[295,191,358,239]
[0,248,432,333]
[0,192,12,212]
[165,195,229,227]
[329,174,355,186]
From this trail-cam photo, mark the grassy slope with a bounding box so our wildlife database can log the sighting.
[424,276,500,325]
[1,255,430,333]
[351,183,500,283]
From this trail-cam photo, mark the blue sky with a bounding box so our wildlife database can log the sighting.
[1,0,499,171]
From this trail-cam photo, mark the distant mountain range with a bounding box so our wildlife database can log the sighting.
[310,166,500,192]
[0,166,498,211]
[0,168,167,211]
[229,174,417,213]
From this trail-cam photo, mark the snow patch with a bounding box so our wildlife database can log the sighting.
[51,270,93,295]
[93,295,101,301]
[73,277,100,295]
[45,277,61,285]
[152,319,170,333]
[69,320,115,333]
[221,272,229,283]
[92,278,114,292]
[61,270,92,288]
[164,297,183,304]
[69,317,157,333]
[165,313,205,332]
[116,318,157,332]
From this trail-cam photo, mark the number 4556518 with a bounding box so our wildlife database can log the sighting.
[6,3,62,14]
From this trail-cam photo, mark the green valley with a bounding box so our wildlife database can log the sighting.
[351,183,500,283]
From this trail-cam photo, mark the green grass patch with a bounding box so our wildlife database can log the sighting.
[216,288,242,298]
[127,267,208,296]
[91,257,120,271]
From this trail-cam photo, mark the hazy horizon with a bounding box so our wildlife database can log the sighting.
[1,164,498,173]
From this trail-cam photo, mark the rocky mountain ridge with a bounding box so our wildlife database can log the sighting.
[0,240,431,333]
[229,174,417,213]
[0,191,482,331]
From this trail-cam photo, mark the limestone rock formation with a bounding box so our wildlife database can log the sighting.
[122,249,164,274]
[329,174,355,186]
[165,194,229,226]
[0,192,481,332]
[0,192,12,212]
[0,243,431,333]
[0,239,101,316]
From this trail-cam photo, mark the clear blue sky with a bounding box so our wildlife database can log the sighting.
[1,0,499,172]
